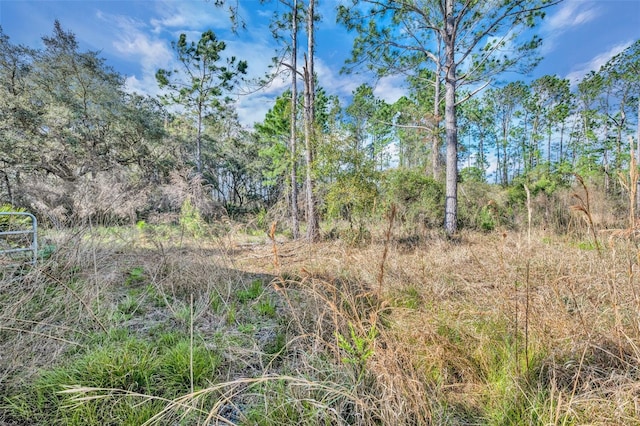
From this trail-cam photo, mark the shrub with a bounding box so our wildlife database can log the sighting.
[325,170,379,227]
[382,168,444,229]
[179,198,205,238]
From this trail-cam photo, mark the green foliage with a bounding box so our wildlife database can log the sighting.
[242,380,332,426]
[458,182,508,231]
[236,279,264,303]
[336,322,377,381]
[226,302,237,325]
[382,168,444,228]
[179,198,205,238]
[156,340,222,394]
[4,333,221,425]
[478,205,497,231]
[325,171,379,225]
[156,30,248,175]
[0,204,28,229]
[460,166,486,183]
[263,331,287,355]
[391,285,423,309]
[256,297,277,318]
[125,266,146,286]
[116,294,143,319]
[255,91,291,188]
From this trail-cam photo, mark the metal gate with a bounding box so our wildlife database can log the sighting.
[0,212,38,266]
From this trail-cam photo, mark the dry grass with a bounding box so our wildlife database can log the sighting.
[227,219,640,424]
[1,218,640,424]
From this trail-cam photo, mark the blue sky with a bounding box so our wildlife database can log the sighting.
[0,0,638,127]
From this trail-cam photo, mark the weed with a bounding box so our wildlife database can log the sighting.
[156,340,222,395]
[263,331,287,355]
[3,332,221,425]
[336,322,377,382]
[209,292,223,313]
[4,222,640,425]
[255,297,277,318]
[238,323,256,334]
[391,285,422,309]
[226,302,237,325]
[125,266,146,286]
[236,279,263,303]
[116,295,143,319]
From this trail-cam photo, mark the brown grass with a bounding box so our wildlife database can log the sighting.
[2,217,640,424]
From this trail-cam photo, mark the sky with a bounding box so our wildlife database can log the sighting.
[0,0,638,128]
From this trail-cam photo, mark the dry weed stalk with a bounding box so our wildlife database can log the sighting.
[268,221,280,273]
[571,173,601,254]
[377,204,396,293]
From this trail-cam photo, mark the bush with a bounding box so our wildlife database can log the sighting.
[382,168,444,229]
[179,198,206,238]
[458,182,510,231]
[325,170,379,227]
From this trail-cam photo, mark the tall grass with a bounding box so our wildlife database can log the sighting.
[1,210,640,424]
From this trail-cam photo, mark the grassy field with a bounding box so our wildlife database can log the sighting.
[1,219,639,425]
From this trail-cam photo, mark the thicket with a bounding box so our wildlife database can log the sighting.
[1,23,637,236]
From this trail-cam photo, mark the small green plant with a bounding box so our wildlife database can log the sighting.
[336,322,377,381]
[209,292,223,313]
[392,285,422,309]
[156,340,222,395]
[4,332,221,425]
[0,204,28,230]
[116,295,142,318]
[255,207,268,229]
[479,205,496,231]
[173,303,192,325]
[264,331,287,355]
[237,279,263,303]
[125,266,146,286]
[238,323,256,334]
[179,198,205,238]
[256,297,277,318]
[226,302,237,325]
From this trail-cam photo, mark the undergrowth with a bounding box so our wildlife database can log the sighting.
[1,218,639,425]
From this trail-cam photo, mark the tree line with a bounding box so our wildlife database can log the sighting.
[0,2,638,237]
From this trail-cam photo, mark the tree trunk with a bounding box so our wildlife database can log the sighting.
[304,0,320,241]
[559,121,565,163]
[443,0,458,235]
[290,0,300,239]
[196,102,203,175]
[432,48,441,180]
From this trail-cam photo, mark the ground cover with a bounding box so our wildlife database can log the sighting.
[1,221,639,425]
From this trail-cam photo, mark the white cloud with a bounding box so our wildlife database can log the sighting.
[96,12,174,97]
[149,0,234,33]
[542,0,600,54]
[315,58,365,96]
[234,93,280,128]
[546,1,599,32]
[373,75,406,103]
[565,40,633,85]
[96,4,279,128]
